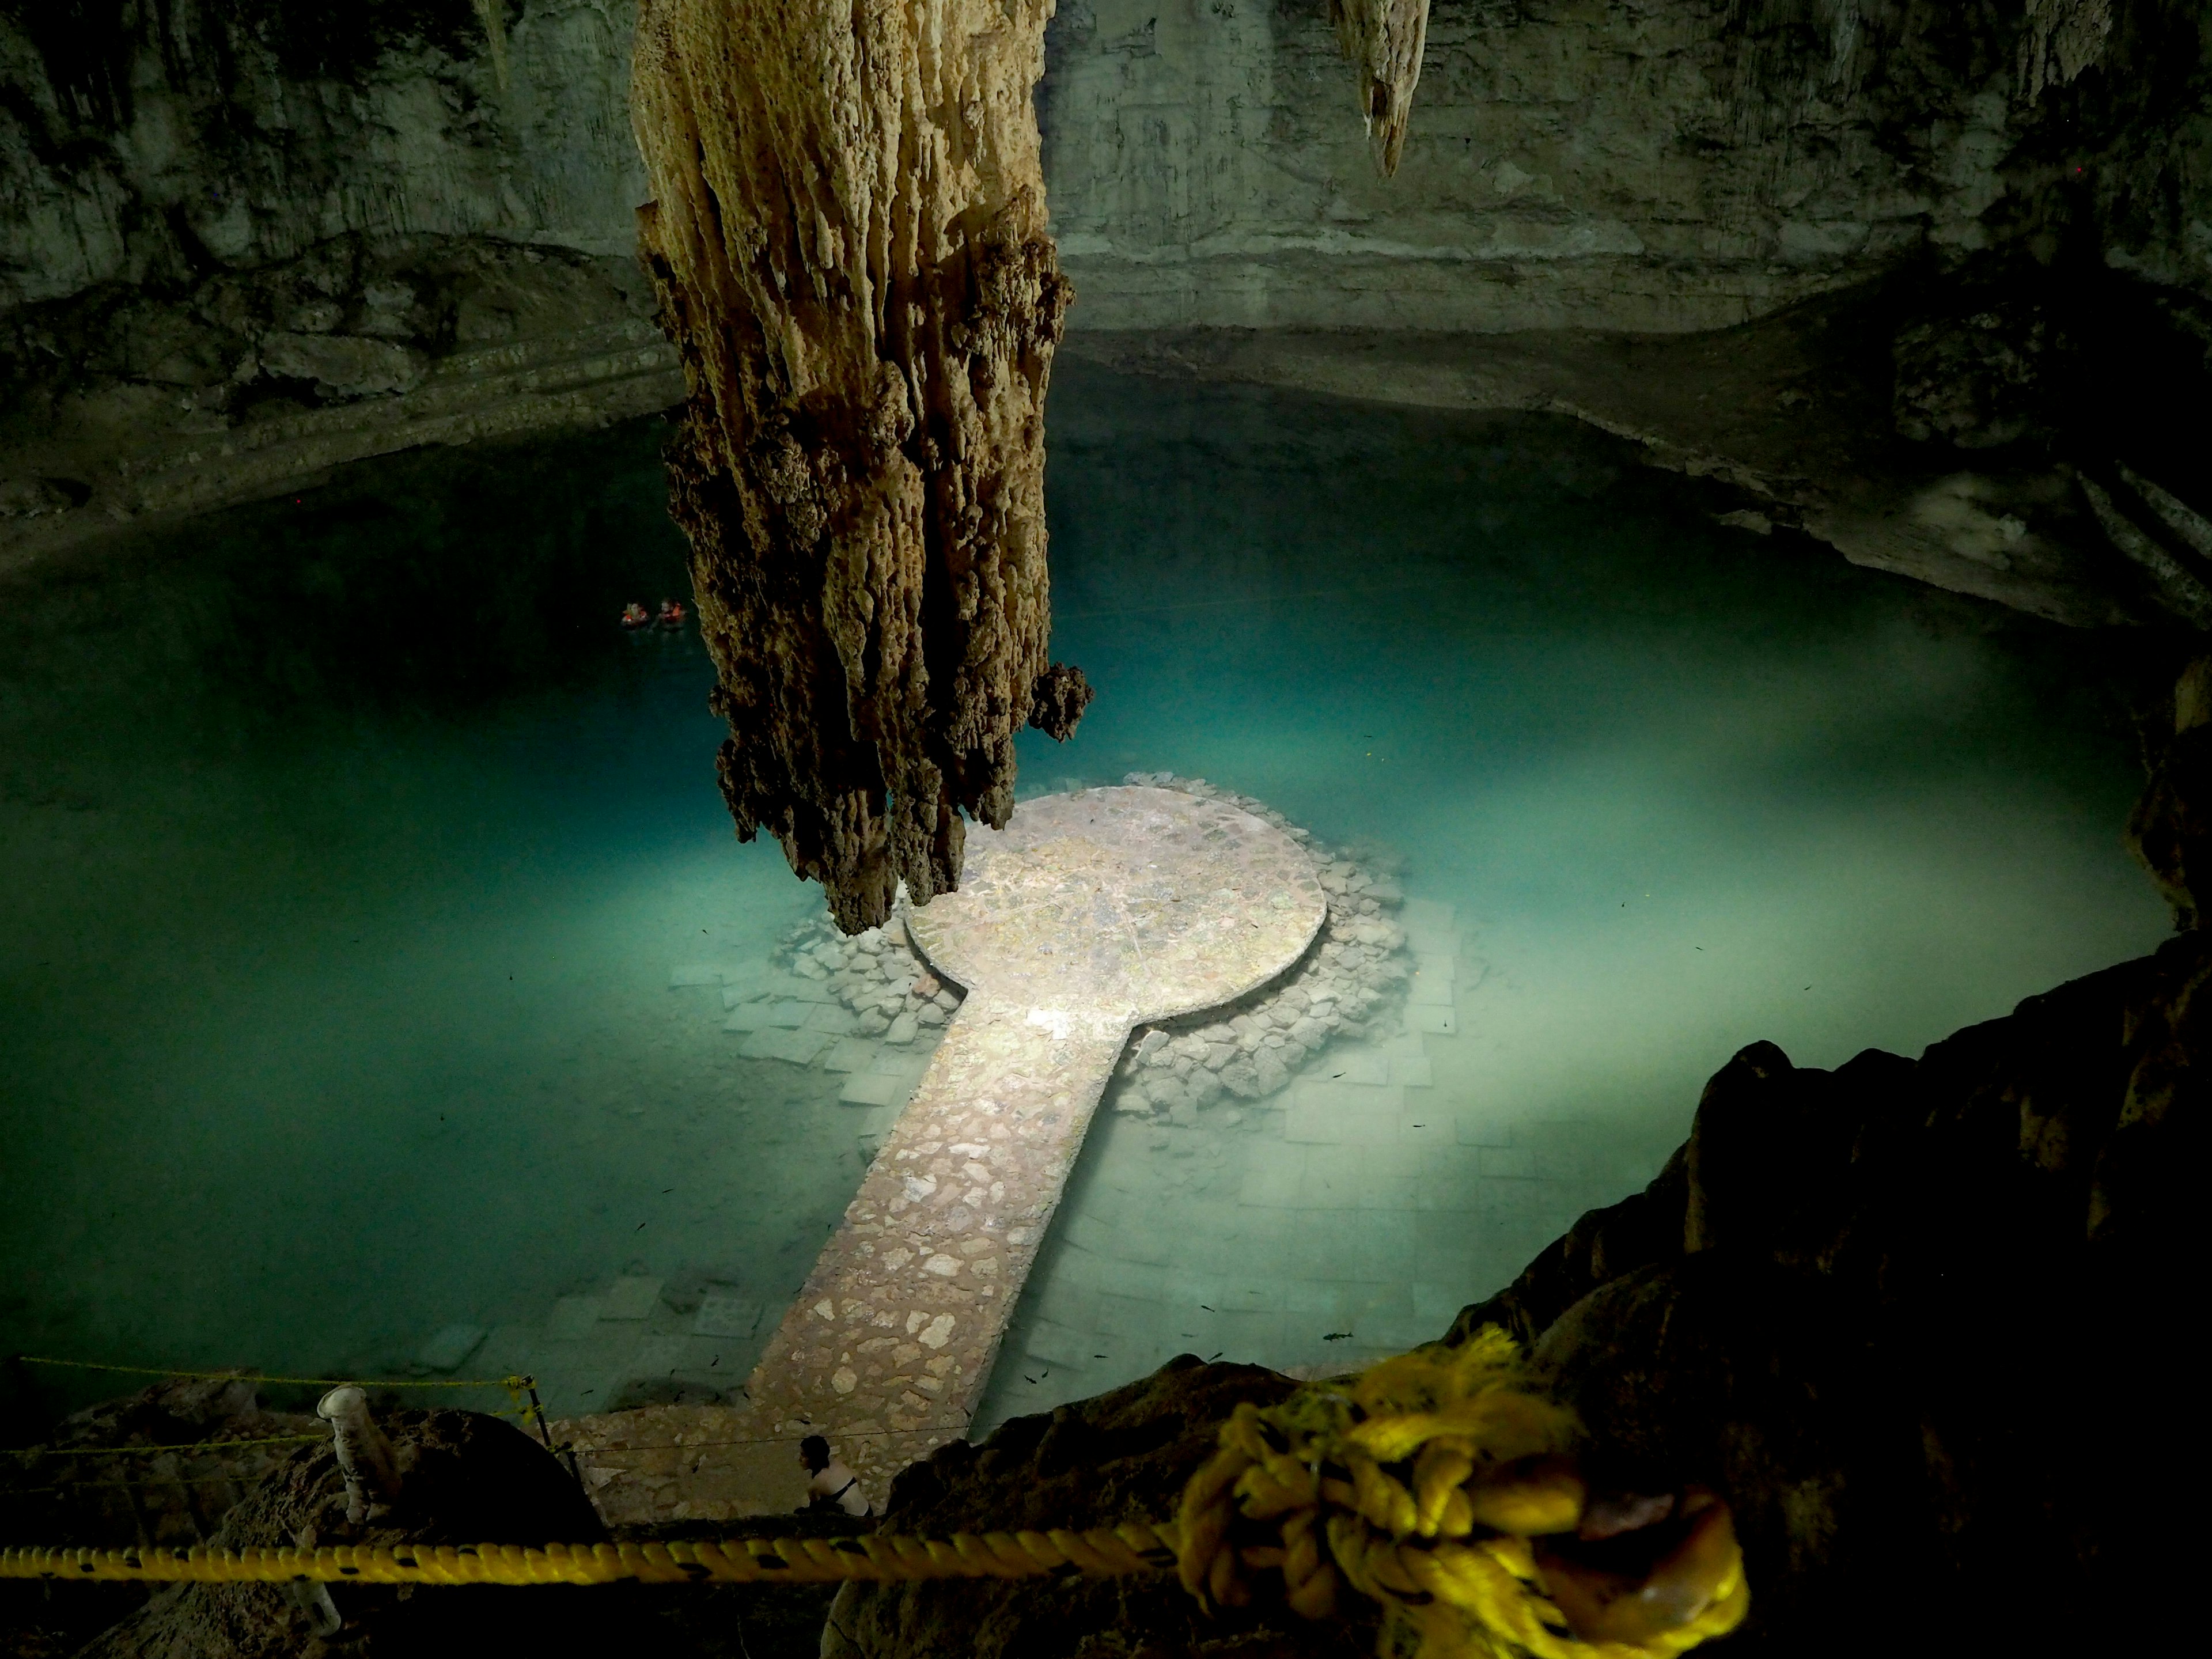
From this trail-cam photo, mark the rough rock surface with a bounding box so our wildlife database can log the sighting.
[75,1408,613,1658]
[0,1376,319,1659]
[820,1356,1378,1659]
[2127,653,2212,926]
[0,2,683,571]
[631,0,1082,931]
[1441,938,2205,1654]
[1041,0,2212,334]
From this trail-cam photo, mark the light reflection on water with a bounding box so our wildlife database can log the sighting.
[0,365,2168,1434]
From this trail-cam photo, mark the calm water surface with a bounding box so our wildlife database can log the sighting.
[0,364,2168,1427]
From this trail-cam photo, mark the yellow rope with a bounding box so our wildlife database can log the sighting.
[1,1333,1746,1659]
[1173,1329,1749,1658]
[0,1525,1177,1587]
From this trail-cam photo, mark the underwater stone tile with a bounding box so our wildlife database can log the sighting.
[603,1276,663,1321]
[1020,1319,1098,1368]
[805,1004,861,1035]
[836,1072,903,1107]
[738,1027,833,1064]
[1298,1156,1363,1208]
[1407,1005,1458,1034]
[823,1036,876,1073]
[1092,1292,1172,1338]
[1324,1050,1393,1086]
[1479,1148,1539,1179]
[1409,973,1456,1006]
[1214,1279,1287,1314]
[1237,1164,1304,1207]
[1391,1055,1435,1088]
[1161,1267,1225,1308]
[1097,1221,1180,1268]
[414,1322,487,1372]
[722,1005,769,1033]
[1399,898,1457,933]
[1357,1171,1421,1210]
[549,1296,605,1340]
[763,1001,812,1029]
[1400,1114,1455,1147]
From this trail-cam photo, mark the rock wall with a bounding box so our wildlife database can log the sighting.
[0,1,682,569]
[1,0,643,310]
[1041,0,2212,332]
[3,2,2207,604]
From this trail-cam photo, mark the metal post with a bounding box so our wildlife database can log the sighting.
[522,1376,584,1486]
[316,1386,400,1525]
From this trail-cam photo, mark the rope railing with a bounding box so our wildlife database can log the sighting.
[1,1334,1748,1659]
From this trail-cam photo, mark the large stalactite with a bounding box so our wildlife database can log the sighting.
[629,0,1086,932]
[1331,0,1434,177]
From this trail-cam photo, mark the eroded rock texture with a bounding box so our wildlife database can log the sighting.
[820,1358,1378,1659]
[631,0,1080,931]
[1330,1,1433,177]
[77,1409,611,1659]
[1445,942,2206,1656]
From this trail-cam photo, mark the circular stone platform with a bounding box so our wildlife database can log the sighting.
[908,786,1328,1020]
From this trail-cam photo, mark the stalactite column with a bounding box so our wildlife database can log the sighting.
[630,0,1082,931]
[1332,0,1434,176]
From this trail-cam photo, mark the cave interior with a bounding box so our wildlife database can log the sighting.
[1,3,2207,1657]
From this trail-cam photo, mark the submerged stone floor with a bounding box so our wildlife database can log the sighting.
[551,786,1326,1514]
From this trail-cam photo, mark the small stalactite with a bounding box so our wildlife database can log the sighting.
[630,0,1089,933]
[471,0,510,96]
[1331,0,1433,177]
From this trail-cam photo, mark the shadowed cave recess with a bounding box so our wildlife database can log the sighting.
[2,3,2208,1657]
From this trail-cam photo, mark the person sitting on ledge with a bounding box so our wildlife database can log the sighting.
[656,598,687,628]
[620,602,650,630]
[800,1434,870,1518]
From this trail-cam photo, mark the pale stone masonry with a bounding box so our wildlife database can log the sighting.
[563,787,1324,1513]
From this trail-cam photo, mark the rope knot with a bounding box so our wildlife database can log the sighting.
[1173,1328,1750,1658]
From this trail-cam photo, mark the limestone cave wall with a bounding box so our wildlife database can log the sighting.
[3,2,2207,576]
[1042,0,2212,331]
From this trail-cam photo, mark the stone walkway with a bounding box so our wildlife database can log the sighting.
[556,787,1324,1516]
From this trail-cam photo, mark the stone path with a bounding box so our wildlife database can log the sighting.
[556,787,1324,1513]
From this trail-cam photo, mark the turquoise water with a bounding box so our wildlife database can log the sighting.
[0,365,2169,1431]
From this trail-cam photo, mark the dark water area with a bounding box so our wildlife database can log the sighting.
[0,363,2172,1433]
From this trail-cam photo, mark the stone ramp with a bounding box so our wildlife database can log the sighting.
[559,787,1324,1517]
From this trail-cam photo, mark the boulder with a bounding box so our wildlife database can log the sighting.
[821,1358,1372,1659]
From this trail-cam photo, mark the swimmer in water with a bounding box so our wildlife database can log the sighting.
[620,602,650,630]
[656,598,686,628]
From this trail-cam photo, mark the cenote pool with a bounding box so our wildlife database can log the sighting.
[0,361,2171,1430]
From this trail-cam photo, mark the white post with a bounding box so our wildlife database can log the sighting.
[316,1385,400,1524]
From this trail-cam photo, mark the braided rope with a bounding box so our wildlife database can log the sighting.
[0,1523,1178,1588]
[1173,1328,1749,1658]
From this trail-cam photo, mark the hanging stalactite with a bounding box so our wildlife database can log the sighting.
[629,0,1089,933]
[1331,0,1433,176]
